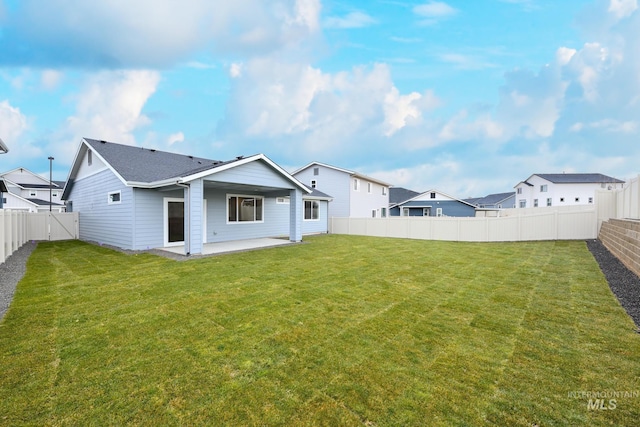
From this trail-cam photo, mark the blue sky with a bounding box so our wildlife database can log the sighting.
[1,0,638,197]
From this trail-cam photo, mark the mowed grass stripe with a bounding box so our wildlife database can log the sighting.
[1,235,639,426]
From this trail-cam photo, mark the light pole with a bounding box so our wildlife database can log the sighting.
[48,156,54,212]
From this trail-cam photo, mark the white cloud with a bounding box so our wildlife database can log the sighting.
[229,63,243,78]
[608,0,637,19]
[167,132,185,145]
[49,70,161,163]
[41,69,63,90]
[324,11,377,29]
[1,0,321,67]
[0,100,28,144]
[412,2,457,25]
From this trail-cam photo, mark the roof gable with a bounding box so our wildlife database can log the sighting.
[293,161,392,187]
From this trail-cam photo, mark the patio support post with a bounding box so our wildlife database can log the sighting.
[186,179,203,255]
[289,188,303,242]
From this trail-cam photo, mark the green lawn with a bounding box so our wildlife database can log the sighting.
[1,235,639,426]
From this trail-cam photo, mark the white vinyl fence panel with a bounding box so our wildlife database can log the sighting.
[0,211,78,264]
[330,206,598,242]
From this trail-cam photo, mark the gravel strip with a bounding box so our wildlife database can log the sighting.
[0,241,37,320]
[587,239,640,329]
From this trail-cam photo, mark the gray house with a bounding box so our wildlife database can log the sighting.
[390,189,476,217]
[63,138,329,255]
[465,192,515,209]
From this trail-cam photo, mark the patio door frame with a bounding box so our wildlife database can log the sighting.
[163,197,207,247]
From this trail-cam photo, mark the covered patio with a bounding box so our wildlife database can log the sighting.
[157,237,296,257]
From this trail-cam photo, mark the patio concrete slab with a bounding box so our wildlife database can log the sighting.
[157,238,295,256]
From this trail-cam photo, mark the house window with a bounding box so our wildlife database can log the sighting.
[423,208,431,216]
[29,191,37,197]
[588,197,593,203]
[402,207,410,216]
[228,195,263,223]
[436,208,443,217]
[430,192,436,199]
[367,182,372,193]
[88,150,92,166]
[533,199,538,207]
[547,198,552,207]
[276,197,289,204]
[372,209,376,218]
[304,200,319,220]
[108,191,121,204]
[382,187,387,196]
[517,188,522,194]
[540,185,548,192]
[575,197,580,202]
[311,180,317,188]
[519,200,526,208]
[313,167,319,176]
[353,178,360,191]
[381,207,387,217]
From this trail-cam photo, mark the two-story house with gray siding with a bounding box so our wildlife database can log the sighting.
[292,162,391,218]
[62,138,330,255]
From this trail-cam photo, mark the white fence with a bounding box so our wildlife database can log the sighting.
[330,206,598,242]
[0,210,79,264]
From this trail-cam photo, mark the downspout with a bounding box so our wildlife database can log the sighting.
[176,182,191,256]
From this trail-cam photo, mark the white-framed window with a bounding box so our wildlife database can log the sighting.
[88,149,93,166]
[430,192,436,199]
[227,194,263,223]
[29,190,37,197]
[547,198,552,207]
[311,180,317,188]
[540,185,548,192]
[304,200,319,220]
[276,197,290,204]
[353,178,360,191]
[517,187,522,194]
[402,207,410,216]
[436,208,443,217]
[381,207,387,217]
[519,200,526,208]
[108,190,121,204]
[367,182,372,193]
[313,167,319,176]
[588,197,593,203]
[372,209,376,218]
[382,187,387,196]
[423,208,431,216]
[534,199,538,207]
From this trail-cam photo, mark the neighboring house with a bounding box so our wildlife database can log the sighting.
[0,168,66,212]
[389,187,420,207]
[292,162,391,218]
[514,173,624,209]
[390,189,477,217]
[465,192,515,209]
[63,138,329,255]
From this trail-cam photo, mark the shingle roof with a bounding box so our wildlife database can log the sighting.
[26,198,64,206]
[389,187,420,205]
[471,192,515,205]
[85,138,231,183]
[306,189,332,199]
[535,173,624,184]
[14,183,62,189]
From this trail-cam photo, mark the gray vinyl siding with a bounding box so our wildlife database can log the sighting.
[209,161,294,188]
[302,200,329,234]
[132,188,183,250]
[295,166,350,218]
[393,200,476,217]
[204,189,289,242]
[67,169,134,248]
